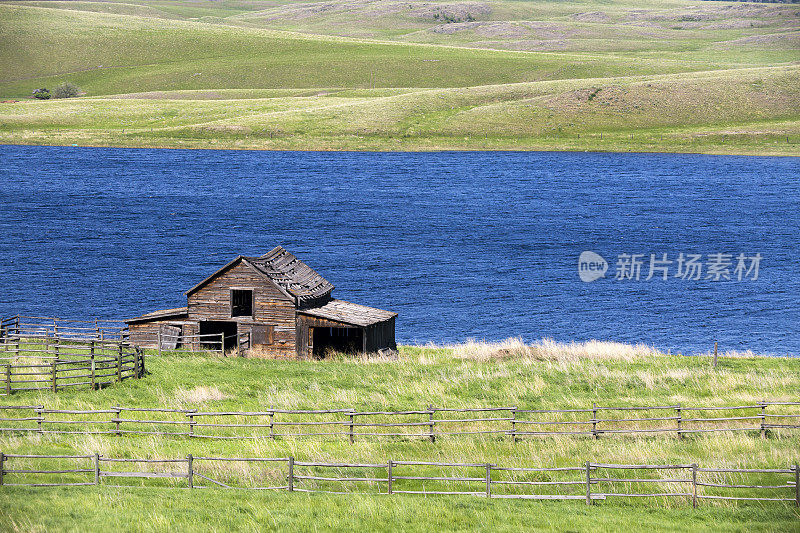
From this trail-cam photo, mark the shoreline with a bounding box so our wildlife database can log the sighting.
[2,140,798,158]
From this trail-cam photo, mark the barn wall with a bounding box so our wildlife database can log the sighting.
[187,261,297,357]
[365,317,396,353]
[296,314,354,359]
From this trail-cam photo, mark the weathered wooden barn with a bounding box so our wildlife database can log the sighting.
[126,247,397,358]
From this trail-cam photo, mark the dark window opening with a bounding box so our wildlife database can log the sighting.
[231,289,253,317]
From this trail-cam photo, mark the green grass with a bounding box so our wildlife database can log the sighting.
[0,1,798,154]
[1,342,800,530]
[2,487,799,532]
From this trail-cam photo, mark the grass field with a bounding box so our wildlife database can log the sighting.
[0,0,798,154]
[1,341,799,531]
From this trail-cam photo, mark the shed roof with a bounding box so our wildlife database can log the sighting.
[298,299,396,327]
[126,307,188,324]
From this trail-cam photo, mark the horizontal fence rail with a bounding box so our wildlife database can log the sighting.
[0,335,145,395]
[1,315,240,358]
[0,401,796,440]
[1,452,797,507]
[127,330,228,357]
[1,316,127,342]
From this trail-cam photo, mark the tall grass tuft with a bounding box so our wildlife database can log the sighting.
[450,337,667,362]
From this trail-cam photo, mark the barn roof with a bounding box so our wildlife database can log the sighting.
[185,246,334,304]
[298,299,396,327]
[244,246,334,303]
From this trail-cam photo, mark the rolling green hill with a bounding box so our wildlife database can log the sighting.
[0,0,798,153]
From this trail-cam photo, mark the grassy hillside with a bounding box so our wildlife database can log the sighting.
[0,1,798,154]
[1,341,799,530]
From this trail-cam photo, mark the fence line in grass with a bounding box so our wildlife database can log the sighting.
[1,452,797,506]
[0,336,145,395]
[0,401,797,441]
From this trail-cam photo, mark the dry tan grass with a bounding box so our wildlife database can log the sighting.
[450,337,668,362]
[174,385,228,404]
[247,345,297,359]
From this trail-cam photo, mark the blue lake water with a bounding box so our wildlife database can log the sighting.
[0,145,798,355]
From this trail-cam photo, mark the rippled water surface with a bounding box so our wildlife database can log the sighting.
[1,145,798,354]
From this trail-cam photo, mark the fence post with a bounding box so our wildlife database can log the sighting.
[676,403,682,439]
[90,353,96,391]
[51,361,57,393]
[117,346,123,383]
[795,464,799,508]
[585,461,592,505]
[269,412,275,439]
[94,453,100,485]
[692,463,698,508]
[387,461,393,495]
[115,407,121,436]
[592,403,598,439]
[36,406,43,433]
[760,401,766,439]
[188,412,194,437]
[485,464,492,498]
[5,364,10,396]
[0,452,4,486]
[510,407,517,443]
[158,329,162,357]
[187,454,193,489]
[349,413,354,444]
[428,405,436,443]
[712,341,718,368]
[288,456,294,492]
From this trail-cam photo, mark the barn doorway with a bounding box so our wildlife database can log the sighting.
[199,321,238,351]
[312,327,363,358]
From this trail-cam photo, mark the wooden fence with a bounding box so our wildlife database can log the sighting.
[130,330,228,357]
[1,315,246,357]
[0,315,127,342]
[0,452,797,506]
[0,401,796,440]
[0,336,144,395]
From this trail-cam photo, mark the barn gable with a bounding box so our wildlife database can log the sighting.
[185,247,333,307]
[185,255,294,303]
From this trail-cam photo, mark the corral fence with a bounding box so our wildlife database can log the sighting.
[0,315,127,342]
[1,315,244,357]
[0,452,797,507]
[0,401,797,440]
[129,329,230,357]
[0,335,144,395]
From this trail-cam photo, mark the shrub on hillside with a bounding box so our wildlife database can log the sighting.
[52,82,81,98]
[32,88,50,100]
